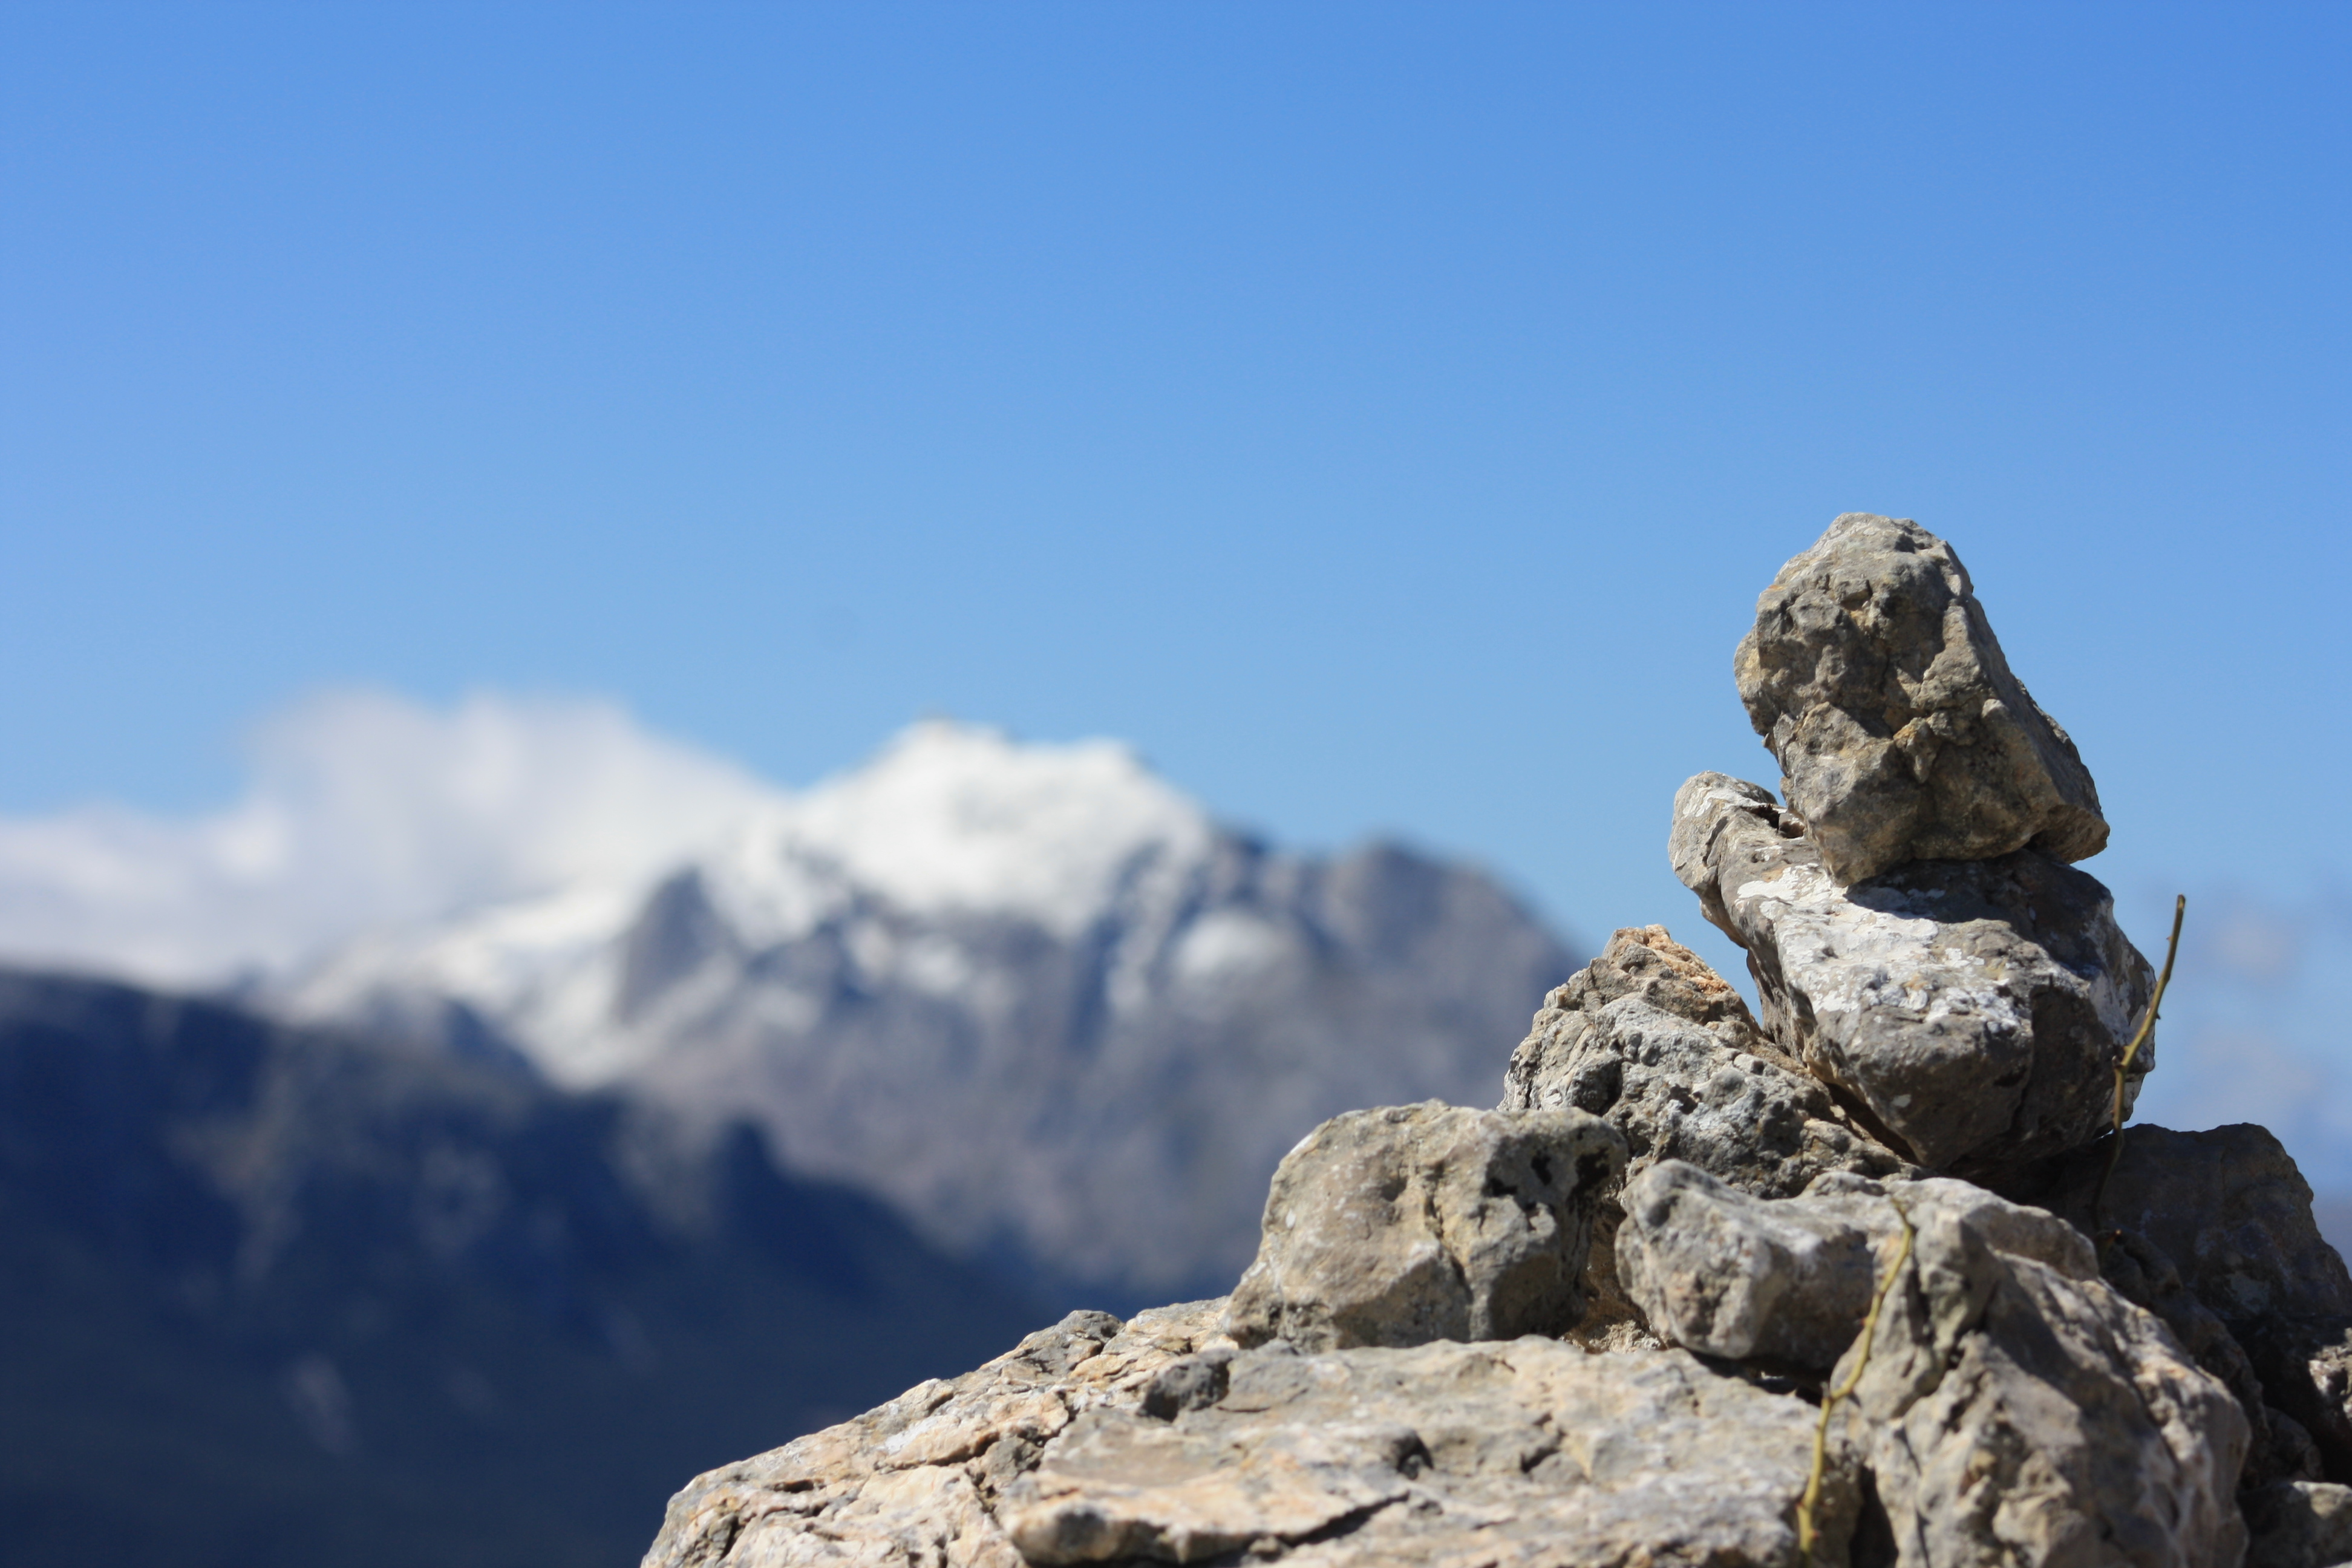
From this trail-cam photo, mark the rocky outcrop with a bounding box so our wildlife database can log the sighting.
[641,1303,1861,1568]
[1616,1165,2246,1566]
[1223,1102,1625,1351]
[638,515,2348,1568]
[1500,926,1909,1344]
[1670,771,2154,1177]
[2005,1123,2352,1490]
[1734,512,2108,885]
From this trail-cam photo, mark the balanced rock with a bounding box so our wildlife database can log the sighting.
[1224,1102,1625,1352]
[1735,512,2108,885]
[1671,771,2155,1176]
[1501,926,1908,1343]
[1617,1163,2249,1567]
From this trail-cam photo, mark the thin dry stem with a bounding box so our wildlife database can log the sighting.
[2091,894,2186,1240]
[1795,1195,1915,1564]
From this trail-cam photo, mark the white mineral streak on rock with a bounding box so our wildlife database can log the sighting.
[1673,771,2153,1177]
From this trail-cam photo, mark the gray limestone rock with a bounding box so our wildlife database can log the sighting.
[1671,771,2155,1177]
[2008,1123,2352,1325]
[1613,1165,2247,1566]
[1614,1160,1881,1372]
[1222,1102,1626,1352]
[1831,1175,2247,1568]
[640,1302,1234,1568]
[1004,1339,1851,1568]
[2007,1123,2352,1486]
[1501,926,1910,1343]
[1735,513,2108,885]
[640,1298,1861,1568]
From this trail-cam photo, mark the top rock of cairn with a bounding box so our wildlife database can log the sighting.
[1734,512,2108,886]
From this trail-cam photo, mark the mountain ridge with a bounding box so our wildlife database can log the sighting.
[270,720,1580,1301]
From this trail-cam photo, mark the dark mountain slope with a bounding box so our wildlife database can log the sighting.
[0,969,1045,1568]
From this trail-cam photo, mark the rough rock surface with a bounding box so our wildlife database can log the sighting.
[2009,1124,2352,1325]
[640,1302,1860,1568]
[1224,1103,1625,1352]
[1734,513,2108,885]
[1670,771,2154,1176]
[1614,1161,1884,1373]
[2007,1123,2352,1488]
[1500,926,1909,1343]
[2244,1481,2352,1568]
[1615,1163,2247,1567]
[1839,1184,2250,1568]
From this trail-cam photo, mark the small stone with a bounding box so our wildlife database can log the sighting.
[1734,512,2108,884]
[1223,1102,1626,1352]
[1613,1161,1881,1372]
[1139,1349,1234,1420]
[1671,771,2155,1176]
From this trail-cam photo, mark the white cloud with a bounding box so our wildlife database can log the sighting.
[0,689,777,985]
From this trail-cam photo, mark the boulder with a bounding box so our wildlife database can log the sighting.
[2006,1123,2352,1486]
[1734,512,2108,885]
[639,1301,1858,1568]
[2005,1123,2352,1324]
[1005,1339,1852,1568]
[1615,1164,2249,1566]
[1670,771,2155,1177]
[1613,1160,1881,1372]
[1223,1102,1625,1352]
[1501,926,1909,1343]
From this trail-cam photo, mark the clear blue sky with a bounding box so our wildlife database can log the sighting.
[3,4,2347,987]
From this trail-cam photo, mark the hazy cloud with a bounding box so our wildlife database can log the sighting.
[2129,882,2352,1195]
[0,690,776,984]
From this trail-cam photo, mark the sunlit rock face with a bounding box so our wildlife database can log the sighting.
[1734,512,2108,886]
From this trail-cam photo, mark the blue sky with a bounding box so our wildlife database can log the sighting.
[3,4,2349,1166]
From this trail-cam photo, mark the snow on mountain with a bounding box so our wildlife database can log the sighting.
[0,693,1581,1302]
[279,720,1229,1088]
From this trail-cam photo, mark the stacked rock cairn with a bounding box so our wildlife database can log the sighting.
[641,516,2352,1568]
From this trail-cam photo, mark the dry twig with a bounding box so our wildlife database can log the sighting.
[1794,1195,1914,1564]
[2091,895,2186,1241]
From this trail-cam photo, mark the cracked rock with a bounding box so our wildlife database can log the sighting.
[1501,925,1910,1343]
[1671,771,2154,1177]
[2005,1122,2352,1488]
[1734,512,2108,886]
[1004,1339,1850,1567]
[1223,1102,1626,1352]
[1616,1164,2247,1567]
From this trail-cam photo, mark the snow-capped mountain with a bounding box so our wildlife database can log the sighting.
[275,720,1578,1299]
